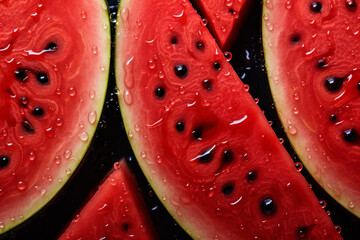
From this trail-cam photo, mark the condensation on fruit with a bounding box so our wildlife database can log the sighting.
[80,11,87,19]
[88,111,97,125]
[123,89,133,105]
[17,181,27,191]
[64,150,72,160]
[78,131,89,142]
[91,46,98,55]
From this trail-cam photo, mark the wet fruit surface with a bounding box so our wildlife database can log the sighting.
[263,0,360,220]
[1,0,359,239]
[0,0,109,235]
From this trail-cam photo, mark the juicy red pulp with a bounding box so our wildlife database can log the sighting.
[116,0,341,239]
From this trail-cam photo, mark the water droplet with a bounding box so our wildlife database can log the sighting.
[114,162,121,170]
[293,107,299,115]
[319,200,326,208]
[179,86,185,94]
[285,0,292,9]
[56,88,62,96]
[158,71,165,79]
[88,111,97,125]
[102,23,108,30]
[147,59,156,69]
[288,125,297,135]
[100,65,106,71]
[279,138,284,144]
[295,162,303,171]
[348,201,355,209]
[109,12,117,23]
[28,151,36,161]
[266,22,274,31]
[80,11,87,19]
[56,118,63,127]
[134,125,140,132]
[17,181,27,191]
[224,51,232,61]
[136,19,142,26]
[0,222,4,230]
[335,226,342,234]
[221,26,227,33]
[78,131,89,142]
[65,168,71,175]
[91,46,98,54]
[244,84,250,91]
[293,92,300,100]
[89,90,96,99]
[54,155,61,165]
[201,18,208,26]
[128,131,134,138]
[123,90,133,105]
[141,152,147,158]
[68,87,77,97]
[48,175,53,182]
[64,150,72,160]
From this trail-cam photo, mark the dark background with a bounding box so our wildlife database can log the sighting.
[1,0,359,239]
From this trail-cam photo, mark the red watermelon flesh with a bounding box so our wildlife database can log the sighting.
[262,0,360,217]
[115,0,341,239]
[0,0,109,233]
[58,160,158,240]
[192,0,252,50]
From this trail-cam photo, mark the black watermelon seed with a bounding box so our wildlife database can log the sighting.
[310,2,322,12]
[199,148,214,163]
[171,37,177,44]
[123,223,129,231]
[248,170,257,182]
[214,62,221,70]
[196,41,204,50]
[223,150,234,163]
[20,97,29,108]
[37,72,49,84]
[15,69,28,82]
[330,114,337,121]
[202,79,212,90]
[176,121,184,132]
[23,119,35,133]
[346,0,357,11]
[0,156,10,168]
[260,198,277,216]
[45,42,57,51]
[317,59,327,68]
[325,77,344,92]
[222,183,234,195]
[192,128,202,140]
[155,87,165,98]
[290,34,301,44]
[174,64,188,78]
[33,107,44,117]
[297,227,307,238]
[343,129,357,142]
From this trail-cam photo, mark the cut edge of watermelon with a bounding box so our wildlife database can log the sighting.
[114,2,199,238]
[0,0,111,234]
[261,3,360,218]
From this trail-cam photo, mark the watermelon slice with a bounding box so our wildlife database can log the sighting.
[192,0,252,50]
[262,0,360,217]
[58,160,158,240]
[115,0,341,238]
[0,0,109,233]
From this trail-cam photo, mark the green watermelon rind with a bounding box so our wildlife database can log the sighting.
[0,0,110,234]
[261,2,360,218]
